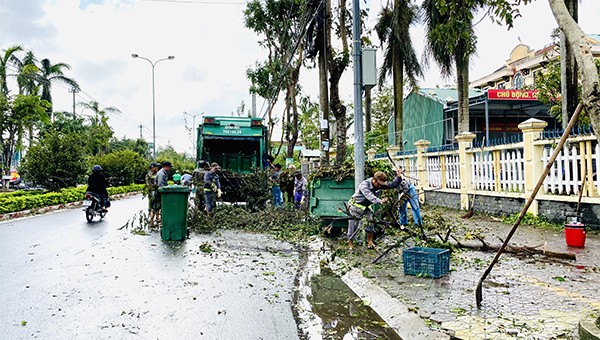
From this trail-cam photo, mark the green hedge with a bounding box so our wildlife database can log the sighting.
[0,184,144,214]
[0,190,46,198]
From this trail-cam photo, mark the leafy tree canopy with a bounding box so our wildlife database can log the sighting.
[20,131,87,190]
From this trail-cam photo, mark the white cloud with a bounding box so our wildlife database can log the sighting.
[1,0,598,155]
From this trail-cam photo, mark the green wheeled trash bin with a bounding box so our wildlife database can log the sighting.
[158,185,191,241]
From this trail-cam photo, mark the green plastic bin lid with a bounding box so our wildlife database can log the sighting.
[158,185,191,193]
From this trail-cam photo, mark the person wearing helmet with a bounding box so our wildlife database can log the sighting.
[87,165,109,212]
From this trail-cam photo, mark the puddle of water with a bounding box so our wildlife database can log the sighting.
[308,267,402,340]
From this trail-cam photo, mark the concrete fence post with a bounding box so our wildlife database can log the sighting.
[414,140,430,189]
[386,145,400,158]
[455,132,476,210]
[366,148,377,161]
[518,118,548,215]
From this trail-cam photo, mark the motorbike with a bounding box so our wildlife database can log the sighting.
[83,191,106,222]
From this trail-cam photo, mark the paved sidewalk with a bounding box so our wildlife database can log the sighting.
[331,208,600,339]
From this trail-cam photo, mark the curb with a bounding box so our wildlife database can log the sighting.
[0,192,141,222]
[323,244,450,339]
[339,267,450,340]
[580,314,600,340]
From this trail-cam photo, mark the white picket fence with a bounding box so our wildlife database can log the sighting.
[426,154,461,189]
[379,133,599,199]
[542,138,600,195]
[427,156,442,188]
[499,149,525,192]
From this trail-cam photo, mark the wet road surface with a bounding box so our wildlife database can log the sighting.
[0,196,300,339]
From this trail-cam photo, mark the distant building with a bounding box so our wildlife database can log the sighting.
[389,36,600,149]
[470,34,600,90]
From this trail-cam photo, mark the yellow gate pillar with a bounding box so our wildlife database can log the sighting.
[455,132,476,210]
[518,118,547,215]
[414,140,430,189]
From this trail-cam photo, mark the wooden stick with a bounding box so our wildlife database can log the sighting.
[475,103,583,308]
[576,166,587,215]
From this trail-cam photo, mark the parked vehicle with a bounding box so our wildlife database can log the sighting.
[196,116,268,173]
[83,192,106,222]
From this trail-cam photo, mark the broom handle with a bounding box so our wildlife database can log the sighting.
[476,103,583,308]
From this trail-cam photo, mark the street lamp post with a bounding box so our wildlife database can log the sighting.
[184,111,202,154]
[131,53,175,161]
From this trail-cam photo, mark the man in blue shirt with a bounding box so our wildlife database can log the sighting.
[387,167,422,228]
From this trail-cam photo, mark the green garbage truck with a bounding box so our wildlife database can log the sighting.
[196,116,268,173]
[194,116,270,207]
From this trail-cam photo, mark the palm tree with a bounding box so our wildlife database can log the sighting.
[79,100,119,155]
[39,58,80,112]
[422,0,484,133]
[17,50,40,95]
[0,44,23,96]
[375,0,422,147]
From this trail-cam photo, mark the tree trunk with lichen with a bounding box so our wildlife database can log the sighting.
[549,0,600,142]
[328,0,350,166]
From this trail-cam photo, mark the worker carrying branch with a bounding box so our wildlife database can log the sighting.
[346,169,403,251]
[387,167,422,229]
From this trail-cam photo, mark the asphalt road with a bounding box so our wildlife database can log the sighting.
[0,195,300,339]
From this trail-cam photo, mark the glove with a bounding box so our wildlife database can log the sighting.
[217,189,222,198]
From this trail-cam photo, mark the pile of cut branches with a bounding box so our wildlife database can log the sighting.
[308,160,394,182]
[187,205,321,242]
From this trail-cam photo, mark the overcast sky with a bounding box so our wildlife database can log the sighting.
[1,0,598,155]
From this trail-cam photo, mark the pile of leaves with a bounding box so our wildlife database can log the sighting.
[309,159,394,182]
[187,205,321,243]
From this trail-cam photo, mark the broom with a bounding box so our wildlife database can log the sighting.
[475,103,583,308]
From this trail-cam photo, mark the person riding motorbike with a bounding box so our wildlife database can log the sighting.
[87,165,109,212]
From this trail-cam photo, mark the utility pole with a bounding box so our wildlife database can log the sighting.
[139,124,143,139]
[68,87,79,117]
[352,0,364,189]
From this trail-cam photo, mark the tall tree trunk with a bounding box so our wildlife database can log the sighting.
[457,63,470,133]
[329,0,350,166]
[319,0,331,164]
[560,0,578,129]
[393,52,404,147]
[365,88,372,133]
[549,0,600,142]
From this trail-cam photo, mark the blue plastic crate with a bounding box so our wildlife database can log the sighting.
[403,247,450,278]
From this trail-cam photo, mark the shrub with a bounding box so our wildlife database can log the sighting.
[0,184,144,214]
[20,132,88,190]
[90,149,148,186]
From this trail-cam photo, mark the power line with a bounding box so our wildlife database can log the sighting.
[139,0,246,4]
[257,0,324,119]
[5,64,151,132]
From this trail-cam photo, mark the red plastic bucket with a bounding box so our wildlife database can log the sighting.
[564,225,586,247]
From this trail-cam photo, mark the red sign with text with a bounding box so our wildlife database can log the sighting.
[487,89,539,101]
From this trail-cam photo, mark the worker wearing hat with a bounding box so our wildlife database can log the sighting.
[346,169,403,251]
[204,162,222,215]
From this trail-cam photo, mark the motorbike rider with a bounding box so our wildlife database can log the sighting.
[87,165,109,212]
